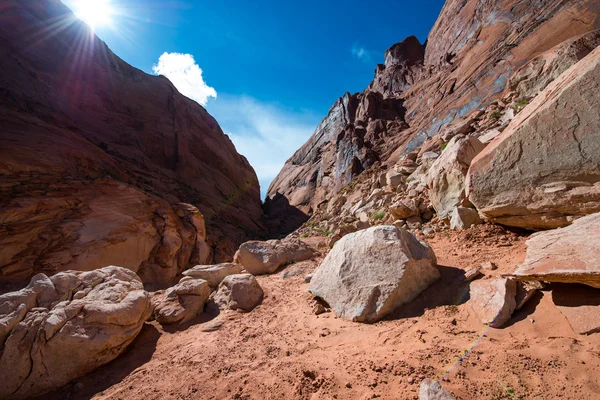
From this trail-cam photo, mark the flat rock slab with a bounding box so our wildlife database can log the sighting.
[513,213,600,288]
[182,263,243,288]
[552,284,600,335]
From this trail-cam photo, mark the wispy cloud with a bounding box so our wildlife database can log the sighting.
[207,95,320,198]
[351,44,374,63]
[152,52,217,106]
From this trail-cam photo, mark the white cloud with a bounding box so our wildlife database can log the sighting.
[152,52,217,106]
[206,95,320,199]
[351,44,373,63]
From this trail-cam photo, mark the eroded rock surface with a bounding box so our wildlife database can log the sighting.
[152,278,211,325]
[309,226,439,323]
[234,239,315,275]
[0,0,264,288]
[468,47,600,230]
[512,213,600,288]
[182,263,243,288]
[0,266,151,399]
[213,274,264,312]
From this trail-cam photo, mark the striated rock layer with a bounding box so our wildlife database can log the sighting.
[267,0,600,232]
[0,1,265,288]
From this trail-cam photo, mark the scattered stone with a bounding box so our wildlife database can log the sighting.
[0,267,151,399]
[512,213,600,288]
[390,199,419,220]
[419,379,456,400]
[234,239,315,275]
[312,303,326,315]
[480,261,498,271]
[153,278,211,325]
[463,266,482,282]
[182,263,243,288]
[386,169,405,189]
[304,274,313,283]
[449,207,483,230]
[213,274,264,312]
[309,226,439,323]
[478,129,501,144]
[469,278,517,328]
[279,269,304,279]
[201,318,225,332]
[406,216,423,230]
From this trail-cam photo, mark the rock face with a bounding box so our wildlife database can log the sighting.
[0,0,264,288]
[234,239,315,275]
[213,274,264,312]
[182,263,243,288]
[552,284,600,335]
[0,266,151,399]
[152,278,211,325]
[267,0,600,232]
[469,278,517,328]
[425,135,485,220]
[308,226,439,323]
[512,213,600,288]
[468,46,600,230]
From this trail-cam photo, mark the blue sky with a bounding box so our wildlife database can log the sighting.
[63,0,446,198]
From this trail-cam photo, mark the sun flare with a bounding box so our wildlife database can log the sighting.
[74,0,114,30]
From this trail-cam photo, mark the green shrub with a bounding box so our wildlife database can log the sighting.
[371,211,386,220]
[490,111,502,120]
[441,143,448,151]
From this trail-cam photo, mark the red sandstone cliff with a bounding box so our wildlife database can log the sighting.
[0,0,265,289]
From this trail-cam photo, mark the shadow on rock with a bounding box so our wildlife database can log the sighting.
[161,299,222,334]
[386,265,471,320]
[264,192,310,237]
[504,290,544,328]
[39,323,162,400]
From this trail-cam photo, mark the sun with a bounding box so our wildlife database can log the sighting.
[74,0,114,30]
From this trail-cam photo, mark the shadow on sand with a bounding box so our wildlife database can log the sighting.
[385,264,472,320]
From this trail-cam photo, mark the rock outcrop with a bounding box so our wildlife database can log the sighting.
[309,226,439,323]
[267,0,600,234]
[0,266,151,399]
[0,0,264,289]
[467,46,600,230]
[512,213,600,288]
[419,379,456,400]
[213,274,264,312]
[234,239,315,275]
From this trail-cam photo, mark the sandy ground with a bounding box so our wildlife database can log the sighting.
[44,226,600,400]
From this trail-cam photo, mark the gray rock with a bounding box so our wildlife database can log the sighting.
[419,379,456,400]
[309,226,439,323]
[182,263,243,288]
[153,278,211,325]
[449,207,483,230]
[214,274,264,312]
[234,239,315,275]
[469,278,517,328]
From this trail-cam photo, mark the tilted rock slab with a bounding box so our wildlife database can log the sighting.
[512,213,600,288]
[467,46,600,230]
[469,278,517,328]
[214,274,264,312]
[309,226,439,323]
[425,135,485,220]
[234,239,315,275]
[420,378,456,400]
[0,266,151,399]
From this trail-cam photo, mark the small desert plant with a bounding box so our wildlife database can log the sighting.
[490,111,502,120]
[513,98,529,111]
[371,211,386,220]
[300,232,310,238]
[441,143,448,151]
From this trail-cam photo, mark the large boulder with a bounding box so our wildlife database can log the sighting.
[182,263,243,289]
[469,278,517,328]
[308,226,439,323]
[467,47,600,230]
[234,239,315,275]
[0,266,151,399]
[213,274,264,312]
[512,213,600,288]
[425,135,485,220]
[152,277,211,325]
